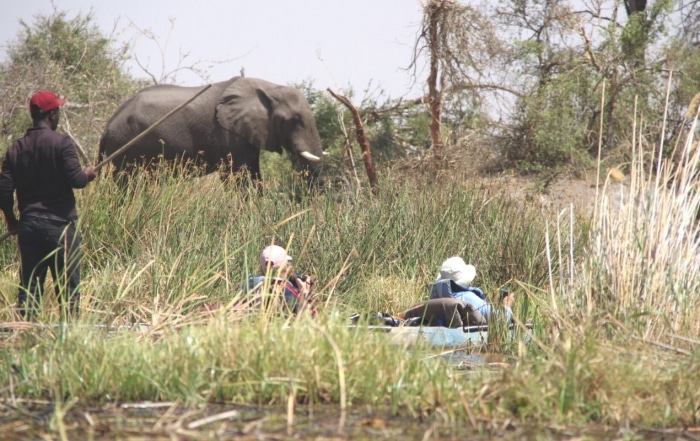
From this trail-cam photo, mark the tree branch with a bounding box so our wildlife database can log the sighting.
[327,88,378,194]
[447,82,525,98]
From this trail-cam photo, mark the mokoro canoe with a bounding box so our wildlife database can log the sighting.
[0,322,150,337]
[1,322,532,349]
[355,323,532,348]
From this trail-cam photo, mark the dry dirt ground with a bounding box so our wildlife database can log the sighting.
[398,146,629,216]
[477,168,630,216]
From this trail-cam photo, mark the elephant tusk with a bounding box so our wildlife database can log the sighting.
[300,151,321,162]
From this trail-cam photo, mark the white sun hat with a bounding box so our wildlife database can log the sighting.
[260,245,293,270]
[437,256,476,287]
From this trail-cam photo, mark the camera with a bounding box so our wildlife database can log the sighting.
[290,273,309,283]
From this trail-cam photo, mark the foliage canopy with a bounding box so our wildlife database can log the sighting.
[0,9,140,159]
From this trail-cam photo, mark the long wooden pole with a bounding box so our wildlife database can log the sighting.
[94,83,212,172]
[0,230,14,243]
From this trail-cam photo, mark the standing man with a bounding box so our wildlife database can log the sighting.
[0,91,96,319]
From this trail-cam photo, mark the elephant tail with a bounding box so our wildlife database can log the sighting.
[96,133,108,171]
[97,134,105,158]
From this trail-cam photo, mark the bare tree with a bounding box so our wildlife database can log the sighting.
[127,18,246,85]
[411,0,500,160]
[678,0,700,45]
[403,0,694,173]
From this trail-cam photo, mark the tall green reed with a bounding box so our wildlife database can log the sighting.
[508,95,700,427]
[18,161,562,326]
[0,156,611,427]
[578,104,700,338]
[0,159,560,407]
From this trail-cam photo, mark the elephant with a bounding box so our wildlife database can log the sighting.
[98,76,324,185]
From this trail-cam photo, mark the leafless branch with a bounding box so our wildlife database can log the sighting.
[580,27,602,72]
[447,82,525,98]
[327,88,378,194]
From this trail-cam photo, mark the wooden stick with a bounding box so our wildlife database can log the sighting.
[186,409,240,429]
[0,230,16,244]
[74,138,92,165]
[94,83,212,172]
[61,110,93,165]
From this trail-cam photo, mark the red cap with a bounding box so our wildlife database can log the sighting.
[29,91,66,112]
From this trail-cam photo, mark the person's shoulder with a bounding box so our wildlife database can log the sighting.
[6,128,36,146]
[244,274,266,292]
[33,127,71,142]
[3,138,21,154]
[28,128,71,146]
[465,287,486,299]
[248,274,266,284]
[53,130,75,146]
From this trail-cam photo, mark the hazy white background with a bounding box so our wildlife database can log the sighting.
[0,0,428,99]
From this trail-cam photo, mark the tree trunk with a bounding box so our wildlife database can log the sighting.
[426,0,447,161]
[622,0,649,67]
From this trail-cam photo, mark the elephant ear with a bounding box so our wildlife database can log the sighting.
[216,78,279,152]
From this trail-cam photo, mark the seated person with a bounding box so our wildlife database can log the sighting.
[244,245,315,315]
[430,256,514,323]
[399,297,486,328]
[429,256,484,298]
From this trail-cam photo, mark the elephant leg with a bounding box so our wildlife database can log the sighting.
[232,151,262,185]
[249,156,261,182]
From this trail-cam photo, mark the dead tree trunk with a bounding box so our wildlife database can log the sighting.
[426,0,447,161]
[327,88,378,194]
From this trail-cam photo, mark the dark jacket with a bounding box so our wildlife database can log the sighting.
[0,127,89,221]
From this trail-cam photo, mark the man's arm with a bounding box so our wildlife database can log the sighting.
[0,152,18,232]
[60,138,95,187]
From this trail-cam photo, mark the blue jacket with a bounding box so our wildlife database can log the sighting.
[429,279,512,322]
